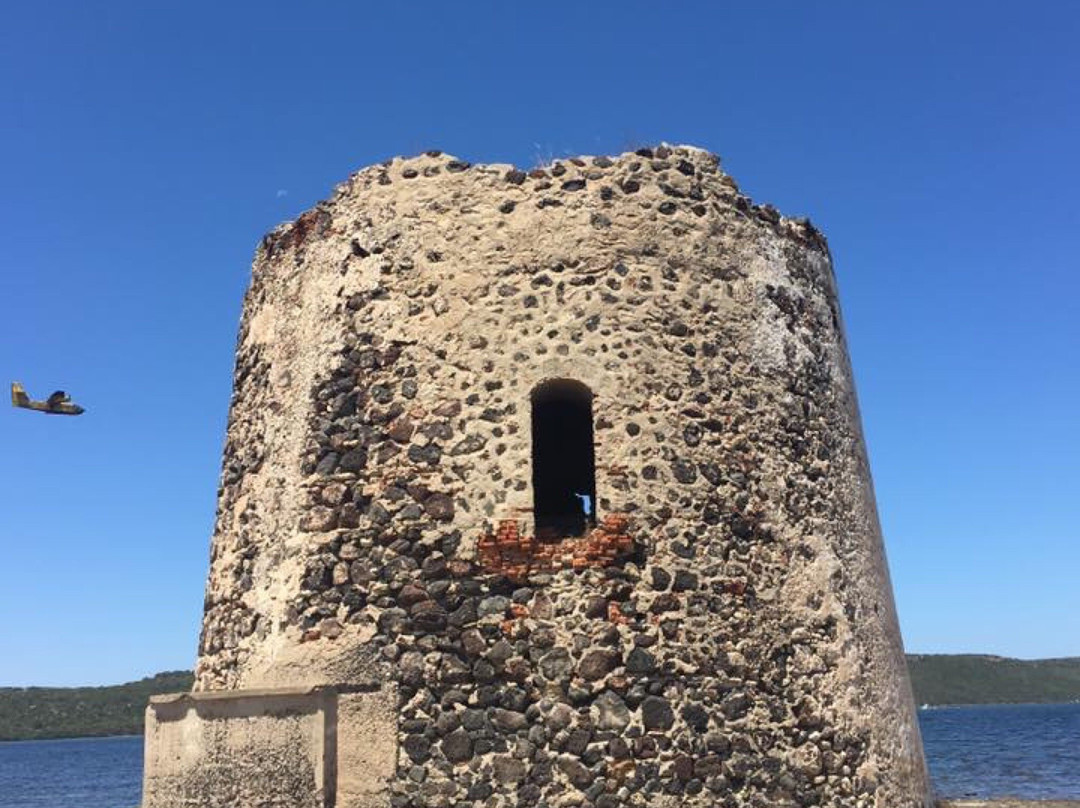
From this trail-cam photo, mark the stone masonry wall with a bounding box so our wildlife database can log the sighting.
[193,146,931,807]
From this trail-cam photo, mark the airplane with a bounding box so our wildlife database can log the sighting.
[11,382,85,415]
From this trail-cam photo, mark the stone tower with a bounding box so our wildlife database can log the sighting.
[142,146,932,808]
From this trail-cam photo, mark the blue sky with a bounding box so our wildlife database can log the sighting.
[1,1,1077,686]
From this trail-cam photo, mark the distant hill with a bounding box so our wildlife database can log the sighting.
[906,654,1080,706]
[0,671,194,741]
[2,657,1080,742]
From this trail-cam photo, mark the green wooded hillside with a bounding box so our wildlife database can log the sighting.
[3,657,1080,742]
[906,654,1080,706]
[0,671,194,741]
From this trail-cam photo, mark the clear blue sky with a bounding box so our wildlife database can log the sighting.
[1,1,1077,686]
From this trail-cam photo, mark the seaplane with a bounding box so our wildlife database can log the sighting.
[10,382,85,416]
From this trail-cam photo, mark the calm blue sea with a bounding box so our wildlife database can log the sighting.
[0,704,1078,806]
[918,702,1080,800]
[0,735,141,808]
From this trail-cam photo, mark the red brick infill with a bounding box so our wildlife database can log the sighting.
[477,514,636,581]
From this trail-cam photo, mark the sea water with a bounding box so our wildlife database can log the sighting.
[1,704,1078,806]
[918,702,1080,800]
[0,735,141,808]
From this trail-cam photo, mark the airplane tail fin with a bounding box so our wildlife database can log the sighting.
[11,382,30,408]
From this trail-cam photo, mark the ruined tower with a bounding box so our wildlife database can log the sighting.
[143,146,932,808]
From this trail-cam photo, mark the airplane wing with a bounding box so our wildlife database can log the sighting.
[46,390,69,406]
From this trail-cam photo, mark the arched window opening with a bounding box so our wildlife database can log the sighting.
[531,379,597,539]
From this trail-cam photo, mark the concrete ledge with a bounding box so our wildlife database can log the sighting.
[142,684,396,808]
[149,685,329,704]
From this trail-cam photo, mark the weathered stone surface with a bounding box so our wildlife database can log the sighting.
[577,648,620,681]
[557,755,593,788]
[170,146,930,808]
[592,690,630,731]
[492,755,527,783]
[641,695,675,730]
[625,647,656,675]
[539,648,573,680]
[441,728,473,763]
[477,595,509,618]
[489,707,527,732]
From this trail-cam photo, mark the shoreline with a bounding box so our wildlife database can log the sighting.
[941,802,1080,807]
[0,733,141,744]
[920,700,1080,709]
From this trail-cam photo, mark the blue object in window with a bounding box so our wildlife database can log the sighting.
[574,493,592,517]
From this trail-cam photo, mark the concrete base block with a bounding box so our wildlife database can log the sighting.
[142,685,395,808]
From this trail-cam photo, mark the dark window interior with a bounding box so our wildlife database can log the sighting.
[531,379,597,538]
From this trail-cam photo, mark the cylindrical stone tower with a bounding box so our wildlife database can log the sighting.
[160,146,931,808]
